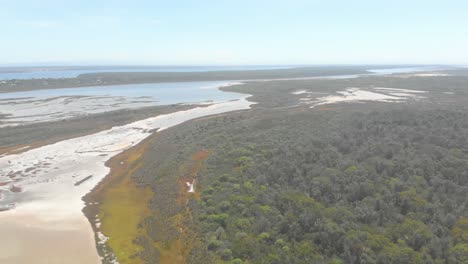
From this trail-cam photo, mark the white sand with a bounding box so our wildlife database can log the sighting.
[305,87,427,108]
[386,92,424,98]
[291,90,328,95]
[0,97,253,263]
[292,90,307,95]
[0,213,100,264]
[312,88,401,107]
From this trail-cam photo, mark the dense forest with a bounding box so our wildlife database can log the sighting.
[131,102,467,264]
[86,74,468,264]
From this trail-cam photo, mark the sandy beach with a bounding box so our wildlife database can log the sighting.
[0,212,100,264]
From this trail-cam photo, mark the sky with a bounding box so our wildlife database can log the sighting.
[1,0,468,66]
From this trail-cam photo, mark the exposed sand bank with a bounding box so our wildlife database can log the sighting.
[0,212,100,264]
[291,87,430,108]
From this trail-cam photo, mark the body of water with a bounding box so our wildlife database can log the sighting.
[0,81,246,126]
[0,66,294,80]
[0,81,242,102]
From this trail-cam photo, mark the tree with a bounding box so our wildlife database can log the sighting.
[390,219,432,251]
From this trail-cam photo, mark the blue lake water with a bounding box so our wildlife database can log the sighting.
[0,66,294,80]
[0,81,244,104]
[0,81,250,126]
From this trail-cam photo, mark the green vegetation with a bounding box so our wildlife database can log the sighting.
[98,75,468,263]
[133,103,468,263]
[198,109,467,263]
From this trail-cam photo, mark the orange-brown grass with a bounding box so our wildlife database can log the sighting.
[90,136,157,264]
[316,105,337,111]
[192,150,210,162]
[0,142,42,156]
[155,149,211,264]
[87,137,211,264]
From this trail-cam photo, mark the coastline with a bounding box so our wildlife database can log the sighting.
[0,66,370,93]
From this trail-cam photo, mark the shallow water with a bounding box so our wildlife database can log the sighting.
[0,81,242,101]
[0,81,245,126]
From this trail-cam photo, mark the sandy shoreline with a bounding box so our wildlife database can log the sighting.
[0,96,253,263]
[0,211,100,264]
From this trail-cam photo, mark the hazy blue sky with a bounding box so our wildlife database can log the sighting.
[1,0,467,65]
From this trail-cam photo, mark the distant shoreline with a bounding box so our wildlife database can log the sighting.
[0,66,372,93]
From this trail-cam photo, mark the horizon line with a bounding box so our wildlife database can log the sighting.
[0,63,460,68]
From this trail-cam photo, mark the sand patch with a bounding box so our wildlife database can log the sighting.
[0,212,100,264]
[300,87,427,108]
